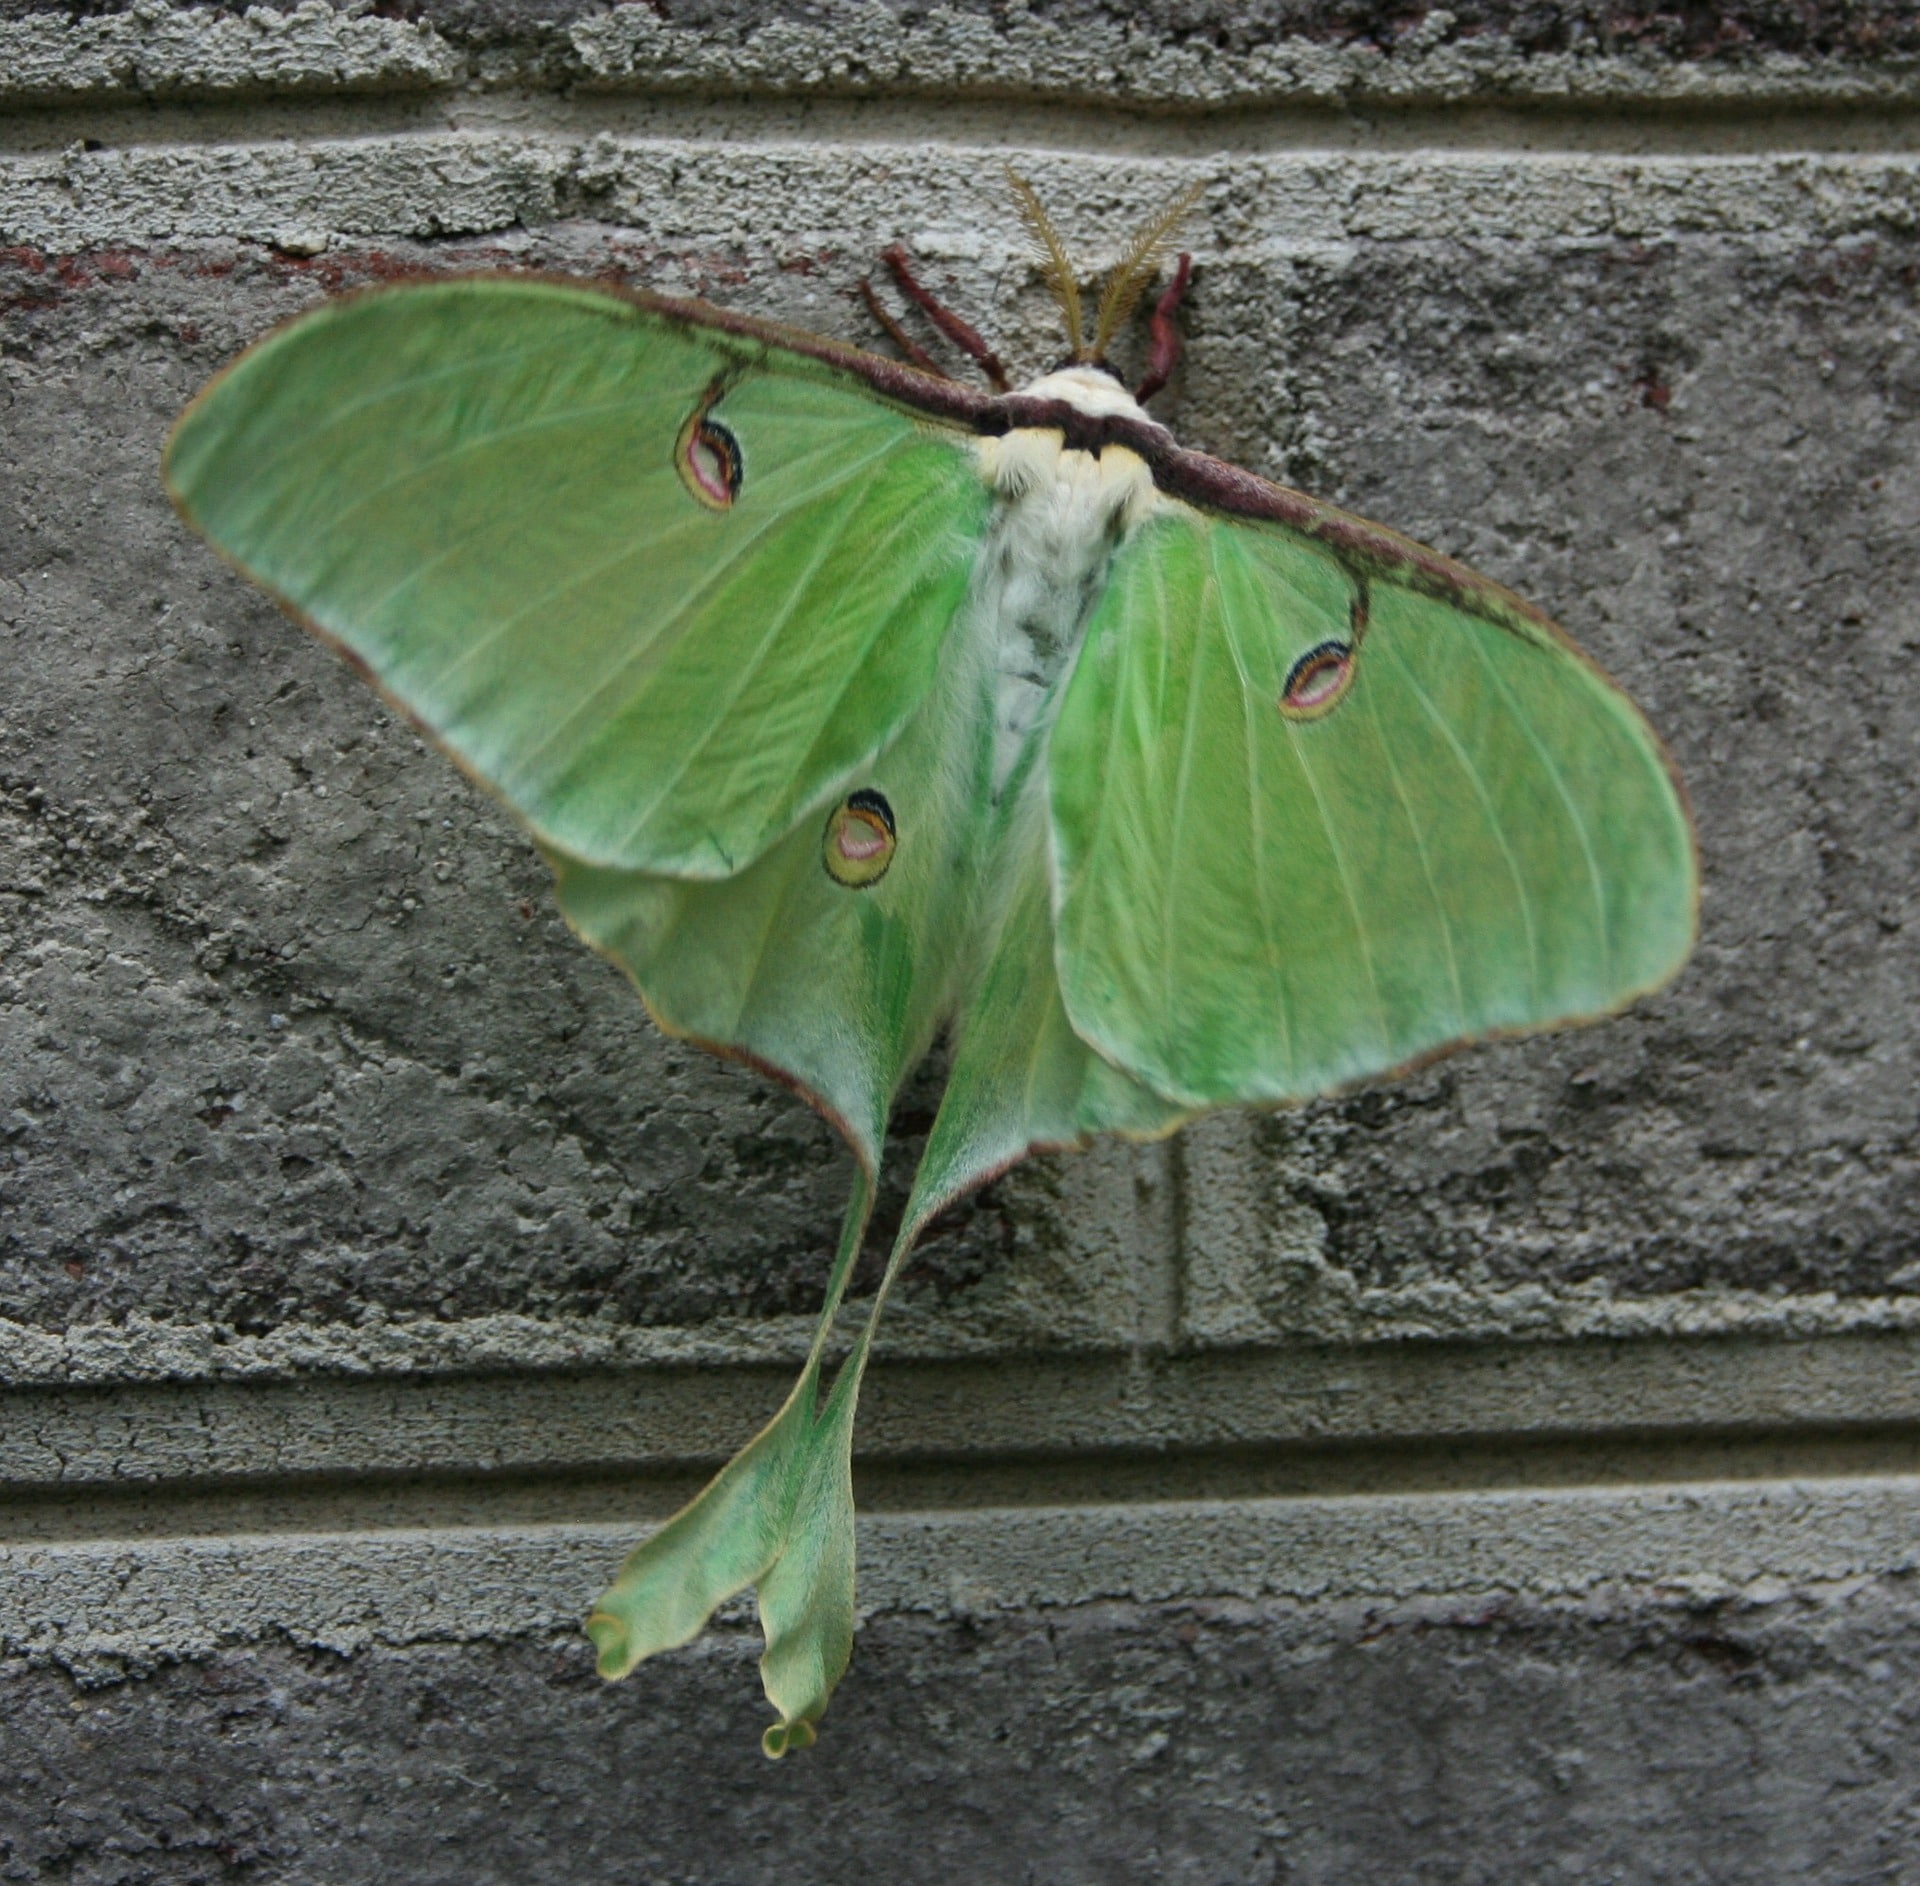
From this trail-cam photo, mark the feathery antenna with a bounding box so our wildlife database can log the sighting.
[1092,180,1206,362]
[1005,167,1085,361]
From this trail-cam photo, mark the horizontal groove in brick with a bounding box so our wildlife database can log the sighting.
[4,139,1919,254]
[4,1421,1920,1547]
[6,1330,1920,1506]
[2,7,1918,114]
[8,1478,1920,1661]
[5,91,1920,162]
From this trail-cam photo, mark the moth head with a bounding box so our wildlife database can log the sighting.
[1049,354,1128,383]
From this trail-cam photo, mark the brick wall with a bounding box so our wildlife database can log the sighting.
[2,4,1916,1877]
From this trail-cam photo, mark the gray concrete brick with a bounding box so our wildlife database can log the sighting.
[3,1,1917,111]
[8,1479,1920,1668]
[3,1576,1920,1883]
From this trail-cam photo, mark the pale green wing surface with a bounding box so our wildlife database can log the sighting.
[906,776,1186,1236]
[550,614,987,1167]
[568,620,1031,1742]
[585,1173,873,1758]
[1050,508,1698,1108]
[167,279,1003,1752]
[165,278,990,877]
[566,623,994,1747]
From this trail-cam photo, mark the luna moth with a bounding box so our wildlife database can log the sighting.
[163,178,1697,1757]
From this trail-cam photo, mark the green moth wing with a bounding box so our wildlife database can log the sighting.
[165,278,991,881]
[549,603,987,1168]
[1049,505,1698,1107]
[165,277,1003,1755]
[903,769,1188,1239]
[584,1173,875,1759]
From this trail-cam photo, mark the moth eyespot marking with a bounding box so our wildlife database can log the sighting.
[1278,640,1356,720]
[823,789,896,889]
[676,408,743,510]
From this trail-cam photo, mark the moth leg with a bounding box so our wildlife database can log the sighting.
[879,243,1011,391]
[857,276,952,378]
[1134,252,1193,404]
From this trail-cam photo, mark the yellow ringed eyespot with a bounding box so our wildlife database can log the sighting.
[823,789,897,889]
[676,408,743,510]
[1278,640,1356,720]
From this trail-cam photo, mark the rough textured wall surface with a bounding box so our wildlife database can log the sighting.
[1,2,1917,1879]
[7,1581,1920,1885]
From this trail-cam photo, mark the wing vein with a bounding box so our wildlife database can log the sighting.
[359,420,872,678]
[1394,635,1543,1011]
[747,488,971,812]
[272,388,693,553]
[410,428,905,737]
[1466,631,1614,989]
[615,467,956,850]
[1160,542,1210,1060]
[1210,531,1296,1087]
[1282,712,1395,1064]
[227,328,609,488]
[1363,644,1469,1035]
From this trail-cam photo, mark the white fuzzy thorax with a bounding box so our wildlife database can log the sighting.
[1015,364,1157,422]
[969,376,1160,795]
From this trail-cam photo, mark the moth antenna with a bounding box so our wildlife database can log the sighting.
[1091,180,1206,363]
[1005,166,1085,362]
